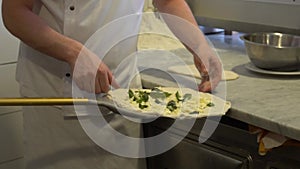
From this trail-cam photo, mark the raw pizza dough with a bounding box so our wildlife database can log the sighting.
[108,87,231,119]
[167,65,239,81]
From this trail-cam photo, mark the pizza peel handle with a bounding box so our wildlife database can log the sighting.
[0,97,157,119]
[0,97,91,106]
[0,97,116,110]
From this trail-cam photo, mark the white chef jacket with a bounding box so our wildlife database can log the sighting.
[16,0,144,115]
[17,1,146,168]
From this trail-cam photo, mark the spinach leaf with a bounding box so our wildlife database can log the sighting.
[183,93,192,102]
[163,92,172,98]
[128,89,134,99]
[167,100,177,112]
[207,102,215,107]
[175,91,182,102]
[150,88,171,101]
[139,91,149,102]
[139,103,148,109]
[129,89,150,109]
[176,91,192,102]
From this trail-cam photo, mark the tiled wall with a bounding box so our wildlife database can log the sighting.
[0,0,20,97]
[0,3,19,64]
[0,1,24,169]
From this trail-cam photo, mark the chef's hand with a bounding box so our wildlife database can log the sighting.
[193,44,222,92]
[69,47,119,94]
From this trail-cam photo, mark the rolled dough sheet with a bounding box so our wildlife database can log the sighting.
[168,65,239,81]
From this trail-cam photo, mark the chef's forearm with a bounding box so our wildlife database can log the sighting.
[153,0,208,51]
[1,0,81,65]
[153,0,197,26]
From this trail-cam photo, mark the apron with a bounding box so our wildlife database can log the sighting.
[17,0,146,168]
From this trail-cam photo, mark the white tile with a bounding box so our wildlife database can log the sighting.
[0,111,23,164]
[0,63,19,97]
[0,0,20,64]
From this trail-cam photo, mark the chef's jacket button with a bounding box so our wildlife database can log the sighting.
[65,73,71,77]
[69,6,75,11]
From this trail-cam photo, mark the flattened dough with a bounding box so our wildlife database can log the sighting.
[168,65,239,81]
[109,87,231,119]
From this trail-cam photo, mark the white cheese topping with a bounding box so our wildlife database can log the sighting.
[109,87,218,117]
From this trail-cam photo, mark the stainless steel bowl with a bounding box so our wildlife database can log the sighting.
[240,32,300,71]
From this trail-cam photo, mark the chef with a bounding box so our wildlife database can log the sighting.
[2,0,222,168]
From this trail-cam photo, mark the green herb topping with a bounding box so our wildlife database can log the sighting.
[175,91,192,102]
[128,89,150,109]
[207,102,215,107]
[128,89,134,99]
[139,104,148,109]
[167,100,177,112]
